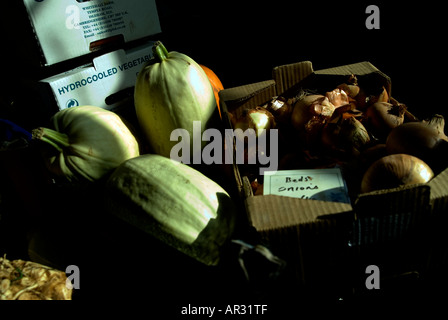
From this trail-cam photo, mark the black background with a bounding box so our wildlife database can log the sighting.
[155,2,445,121]
[1,0,447,313]
[2,1,447,123]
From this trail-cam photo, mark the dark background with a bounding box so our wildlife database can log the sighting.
[1,1,447,311]
[1,1,446,124]
[156,2,444,121]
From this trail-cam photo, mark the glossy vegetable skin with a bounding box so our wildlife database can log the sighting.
[360,153,434,193]
[104,154,236,266]
[32,105,140,182]
[134,42,216,159]
[200,64,224,119]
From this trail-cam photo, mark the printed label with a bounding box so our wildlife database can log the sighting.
[78,1,128,39]
[55,53,152,96]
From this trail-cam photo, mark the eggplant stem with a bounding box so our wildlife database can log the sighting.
[32,127,70,153]
[153,41,169,62]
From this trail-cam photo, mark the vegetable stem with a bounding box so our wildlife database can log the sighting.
[153,41,169,62]
[32,127,70,153]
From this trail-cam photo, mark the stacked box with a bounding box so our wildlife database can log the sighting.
[15,0,161,117]
[20,0,161,67]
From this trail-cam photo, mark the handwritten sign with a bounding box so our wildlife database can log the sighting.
[263,168,350,203]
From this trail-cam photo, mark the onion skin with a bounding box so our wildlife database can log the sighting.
[233,107,276,138]
[321,116,370,157]
[291,94,325,131]
[360,154,434,193]
[292,94,338,145]
[367,86,389,106]
[423,114,448,142]
[386,122,440,155]
[386,122,446,167]
[386,121,448,174]
[325,88,350,108]
[340,117,371,153]
[266,96,292,125]
[365,102,405,140]
[337,83,360,99]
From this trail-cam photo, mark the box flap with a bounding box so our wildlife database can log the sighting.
[428,168,448,214]
[219,80,276,104]
[315,61,379,76]
[315,61,392,96]
[428,168,448,201]
[246,195,353,231]
[272,61,313,94]
[354,184,431,217]
[38,41,154,110]
[219,80,276,119]
[93,49,126,71]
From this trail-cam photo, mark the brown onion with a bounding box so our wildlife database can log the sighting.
[234,107,276,138]
[325,88,350,108]
[358,143,388,171]
[265,96,293,125]
[365,102,406,140]
[340,117,371,153]
[360,154,434,193]
[422,114,448,142]
[291,94,339,145]
[337,83,360,99]
[367,86,389,106]
[321,116,370,156]
[291,94,325,131]
[386,120,448,173]
[233,109,274,175]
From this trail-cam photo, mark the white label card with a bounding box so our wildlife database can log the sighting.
[263,168,350,203]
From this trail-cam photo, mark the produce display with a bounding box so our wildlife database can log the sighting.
[360,154,434,193]
[200,64,225,119]
[134,41,217,160]
[0,255,72,300]
[31,105,140,183]
[228,74,448,198]
[104,154,236,266]
[0,41,239,299]
[22,42,234,268]
[1,35,448,302]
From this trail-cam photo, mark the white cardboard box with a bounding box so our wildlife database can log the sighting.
[35,40,154,111]
[23,0,161,66]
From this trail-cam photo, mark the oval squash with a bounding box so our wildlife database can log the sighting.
[104,154,236,266]
[32,105,140,182]
[134,42,216,159]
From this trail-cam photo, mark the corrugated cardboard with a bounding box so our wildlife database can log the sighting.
[219,61,448,288]
[20,0,161,67]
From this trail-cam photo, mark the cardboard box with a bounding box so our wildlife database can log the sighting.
[32,40,154,113]
[219,61,448,290]
[21,0,161,67]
